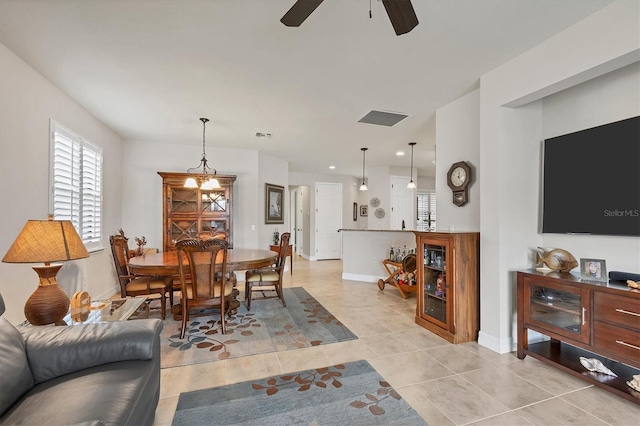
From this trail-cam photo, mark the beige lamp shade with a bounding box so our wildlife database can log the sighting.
[2,219,89,264]
[3,218,89,325]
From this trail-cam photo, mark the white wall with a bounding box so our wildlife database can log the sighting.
[0,43,124,323]
[121,141,290,251]
[367,166,392,229]
[477,1,640,353]
[259,153,289,248]
[436,89,481,232]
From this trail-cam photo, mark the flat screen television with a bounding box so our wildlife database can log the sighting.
[542,116,639,237]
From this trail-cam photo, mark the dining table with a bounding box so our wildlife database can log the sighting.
[128,248,277,315]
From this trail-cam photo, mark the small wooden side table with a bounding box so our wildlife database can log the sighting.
[269,244,293,275]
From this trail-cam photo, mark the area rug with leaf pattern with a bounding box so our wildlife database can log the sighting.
[172,359,426,425]
[161,287,357,369]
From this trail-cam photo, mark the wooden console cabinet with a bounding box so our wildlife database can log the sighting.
[414,232,479,343]
[517,270,640,404]
[158,172,236,252]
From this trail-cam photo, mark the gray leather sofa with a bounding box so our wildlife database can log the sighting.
[0,292,163,425]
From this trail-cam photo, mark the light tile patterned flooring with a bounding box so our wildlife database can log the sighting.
[153,257,640,425]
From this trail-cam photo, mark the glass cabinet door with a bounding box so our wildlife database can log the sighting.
[201,189,227,213]
[201,219,228,235]
[524,278,590,343]
[170,188,198,213]
[422,243,448,327]
[170,219,197,244]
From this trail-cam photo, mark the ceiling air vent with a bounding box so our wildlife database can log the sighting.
[358,110,409,127]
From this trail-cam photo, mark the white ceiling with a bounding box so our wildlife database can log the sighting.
[0,0,614,178]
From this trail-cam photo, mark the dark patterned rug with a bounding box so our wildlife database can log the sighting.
[161,287,357,368]
[172,360,426,425]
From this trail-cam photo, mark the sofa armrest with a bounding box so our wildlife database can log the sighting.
[21,318,163,384]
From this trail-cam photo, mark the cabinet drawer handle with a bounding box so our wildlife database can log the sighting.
[582,307,586,325]
[615,340,640,351]
[615,308,640,317]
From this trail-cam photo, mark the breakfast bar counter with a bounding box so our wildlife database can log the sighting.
[339,229,416,283]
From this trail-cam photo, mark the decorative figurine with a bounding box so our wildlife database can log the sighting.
[627,374,640,392]
[579,357,617,377]
[535,247,578,272]
[436,274,445,296]
[134,236,147,257]
[627,280,640,289]
[273,228,280,245]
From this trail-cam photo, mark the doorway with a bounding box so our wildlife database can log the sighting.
[390,176,416,230]
[315,182,342,260]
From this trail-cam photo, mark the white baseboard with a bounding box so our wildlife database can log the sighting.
[478,329,550,354]
[477,331,514,354]
[341,273,379,283]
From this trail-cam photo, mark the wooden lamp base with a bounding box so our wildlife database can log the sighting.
[25,264,70,326]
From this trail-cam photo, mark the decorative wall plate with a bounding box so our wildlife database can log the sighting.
[374,208,385,219]
[370,197,380,207]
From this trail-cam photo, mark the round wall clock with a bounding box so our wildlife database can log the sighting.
[370,197,380,207]
[447,161,472,207]
[374,208,385,219]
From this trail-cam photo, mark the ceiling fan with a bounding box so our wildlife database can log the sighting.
[281,0,419,36]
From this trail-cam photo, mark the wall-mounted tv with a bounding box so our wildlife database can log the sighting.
[542,116,639,237]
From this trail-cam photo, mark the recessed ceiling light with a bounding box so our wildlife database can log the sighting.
[255,132,272,138]
[396,151,405,156]
[329,165,335,169]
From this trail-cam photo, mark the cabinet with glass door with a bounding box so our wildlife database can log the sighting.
[415,232,480,343]
[158,172,236,251]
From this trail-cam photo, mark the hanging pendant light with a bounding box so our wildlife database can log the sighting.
[359,147,368,191]
[407,142,417,189]
[185,118,220,190]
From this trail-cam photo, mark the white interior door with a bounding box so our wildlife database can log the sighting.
[295,187,303,256]
[315,182,342,260]
[391,176,416,230]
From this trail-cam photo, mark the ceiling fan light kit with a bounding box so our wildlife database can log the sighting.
[281,0,419,36]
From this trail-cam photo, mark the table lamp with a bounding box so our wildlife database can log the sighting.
[2,216,89,325]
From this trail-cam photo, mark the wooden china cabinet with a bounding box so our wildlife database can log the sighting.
[158,172,236,252]
[414,231,480,343]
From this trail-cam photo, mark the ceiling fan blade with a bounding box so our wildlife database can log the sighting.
[281,0,324,27]
[381,0,419,36]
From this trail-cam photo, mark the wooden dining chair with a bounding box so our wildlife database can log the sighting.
[175,238,234,338]
[197,231,228,241]
[109,233,173,319]
[245,232,290,311]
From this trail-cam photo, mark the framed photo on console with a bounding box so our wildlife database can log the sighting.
[265,183,284,224]
[580,258,607,283]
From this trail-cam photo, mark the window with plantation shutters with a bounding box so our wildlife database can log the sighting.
[50,120,103,251]
[417,190,436,231]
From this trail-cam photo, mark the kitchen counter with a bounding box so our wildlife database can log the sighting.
[340,229,416,283]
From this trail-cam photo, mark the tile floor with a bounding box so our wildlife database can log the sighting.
[153,257,640,425]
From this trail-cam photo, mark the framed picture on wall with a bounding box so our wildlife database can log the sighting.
[353,202,358,221]
[580,258,607,283]
[265,183,284,224]
[360,205,368,217]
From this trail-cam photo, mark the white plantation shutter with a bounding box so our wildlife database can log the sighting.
[50,121,103,251]
[417,190,436,231]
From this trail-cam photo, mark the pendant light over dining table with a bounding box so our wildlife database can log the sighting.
[359,147,368,191]
[184,117,220,190]
[407,142,417,189]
